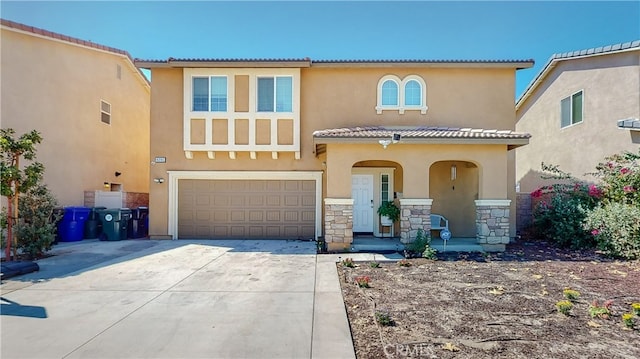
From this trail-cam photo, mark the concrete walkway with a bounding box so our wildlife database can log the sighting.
[0,239,401,359]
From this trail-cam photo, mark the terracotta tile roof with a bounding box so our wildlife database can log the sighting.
[516,40,640,108]
[617,118,640,131]
[311,59,534,69]
[166,57,311,62]
[313,126,531,140]
[135,57,534,69]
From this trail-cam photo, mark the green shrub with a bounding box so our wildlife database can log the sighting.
[585,202,640,259]
[622,313,635,329]
[533,194,596,249]
[341,257,355,268]
[530,163,602,248]
[563,288,581,302]
[14,185,59,259]
[556,300,573,315]
[375,310,395,326]
[405,229,437,259]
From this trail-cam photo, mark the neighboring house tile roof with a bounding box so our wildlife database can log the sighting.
[618,118,640,131]
[135,57,534,69]
[313,126,531,139]
[1,18,150,88]
[313,126,530,151]
[516,40,640,109]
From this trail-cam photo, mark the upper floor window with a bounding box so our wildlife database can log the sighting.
[561,90,583,128]
[192,76,227,112]
[381,80,399,106]
[100,100,111,125]
[258,76,292,112]
[376,75,428,114]
[404,80,421,106]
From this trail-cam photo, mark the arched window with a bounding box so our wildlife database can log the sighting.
[381,80,399,106]
[376,75,428,114]
[404,80,421,106]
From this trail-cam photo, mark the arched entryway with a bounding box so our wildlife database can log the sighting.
[429,161,478,238]
[352,160,403,237]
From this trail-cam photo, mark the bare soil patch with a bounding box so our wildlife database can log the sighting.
[338,240,640,358]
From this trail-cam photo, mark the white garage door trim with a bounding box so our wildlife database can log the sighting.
[167,171,323,240]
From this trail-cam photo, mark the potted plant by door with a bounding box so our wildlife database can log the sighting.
[377,201,400,226]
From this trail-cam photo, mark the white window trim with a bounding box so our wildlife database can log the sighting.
[100,99,111,125]
[167,171,322,240]
[191,75,229,113]
[256,75,294,113]
[560,89,584,129]
[182,68,301,156]
[376,75,428,115]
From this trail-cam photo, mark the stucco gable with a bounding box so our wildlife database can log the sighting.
[1,18,150,90]
[516,40,640,110]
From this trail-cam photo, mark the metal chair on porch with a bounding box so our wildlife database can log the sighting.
[430,214,450,238]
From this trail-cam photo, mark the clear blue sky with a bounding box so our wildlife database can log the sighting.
[2,1,638,99]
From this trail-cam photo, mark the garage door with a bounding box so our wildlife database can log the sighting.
[178,179,316,239]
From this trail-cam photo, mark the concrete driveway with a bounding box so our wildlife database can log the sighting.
[1,239,359,359]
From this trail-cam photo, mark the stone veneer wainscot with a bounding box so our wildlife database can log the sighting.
[475,199,511,251]
[324,198,354,251]
[399,198,433,243]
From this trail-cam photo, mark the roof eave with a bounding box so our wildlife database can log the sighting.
[135,59,312,68]
[311,61,534,69]
[313,137,530,146]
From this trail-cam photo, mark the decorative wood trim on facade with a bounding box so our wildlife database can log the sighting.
[182,68,301,158]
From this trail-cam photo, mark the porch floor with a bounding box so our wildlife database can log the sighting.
[350,236,484,253]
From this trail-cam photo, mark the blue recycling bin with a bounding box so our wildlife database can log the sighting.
[59,206,91,242]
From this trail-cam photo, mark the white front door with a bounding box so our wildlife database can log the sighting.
[352,174,374,233]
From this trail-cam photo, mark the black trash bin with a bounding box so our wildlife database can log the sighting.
[97,208,132,241]
[84,206,107,239]
[128,207,149,239]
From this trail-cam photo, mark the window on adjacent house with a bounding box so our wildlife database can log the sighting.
[192,76,228,112]
[376,75,427,114]
[561,90,583,128]
[100,100,111,125]
[257,76,292,112]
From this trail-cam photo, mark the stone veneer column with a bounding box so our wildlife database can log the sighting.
[399,199,433,243]
[475,199,511,251]
[324,198,354,251]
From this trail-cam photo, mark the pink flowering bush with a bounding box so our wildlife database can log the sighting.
[531,166,602,248]
[592,150,640,205]
[584,149,640,259]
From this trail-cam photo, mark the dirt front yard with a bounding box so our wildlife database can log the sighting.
[338,240,640,358]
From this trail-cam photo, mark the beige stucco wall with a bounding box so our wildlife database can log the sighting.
[1,28,150,206]
[148,65,520,237]
[516,51,640,192]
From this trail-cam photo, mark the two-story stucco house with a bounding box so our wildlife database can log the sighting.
[135,57,533,251]
[1,19,150,207]
[516,40,640,194]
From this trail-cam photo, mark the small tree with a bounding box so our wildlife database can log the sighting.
[15,185,59,259]
[1,128,43,261]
